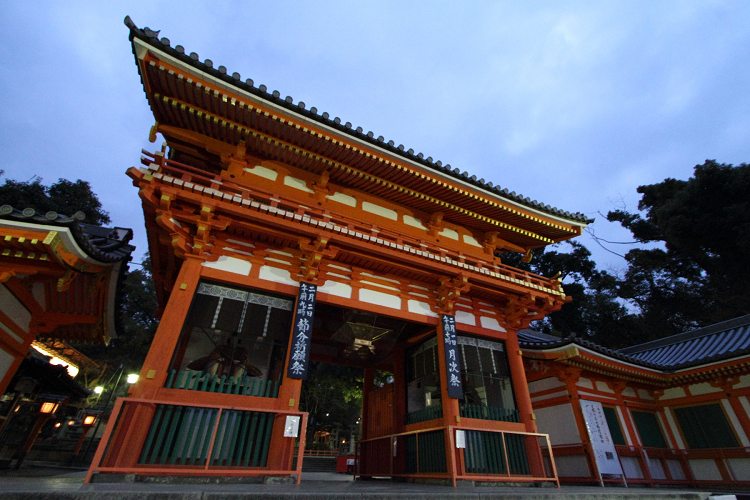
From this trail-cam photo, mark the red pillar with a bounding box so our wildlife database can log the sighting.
[506,330,537,433]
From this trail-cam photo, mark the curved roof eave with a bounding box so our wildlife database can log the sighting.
[125,16,593,228]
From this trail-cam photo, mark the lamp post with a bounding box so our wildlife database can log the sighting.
[12,394,67,469]
[71,410,103,458]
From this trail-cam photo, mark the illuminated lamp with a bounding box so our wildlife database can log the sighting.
[93,386,104,394]
[126,374,139,384]
[39,401,59,414]
[83,415,97,426]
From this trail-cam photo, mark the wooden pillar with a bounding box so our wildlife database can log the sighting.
[132,255,205,400]
[362,367,375,441]
[392,344,407,433]
[270,282,310,471]
[506,331,536,433]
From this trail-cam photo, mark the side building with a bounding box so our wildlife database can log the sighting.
[521,314,750,488]
[0,206,134,395]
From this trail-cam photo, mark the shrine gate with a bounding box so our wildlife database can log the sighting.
[86,17,591,486]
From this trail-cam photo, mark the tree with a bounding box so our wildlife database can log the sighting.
[608,160,750,340]
[300,362,363,449]
[0,175,110,225]
[502,241,642,348]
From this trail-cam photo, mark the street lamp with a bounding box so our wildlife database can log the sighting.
[13,394,67,469]
[72,410,102,458]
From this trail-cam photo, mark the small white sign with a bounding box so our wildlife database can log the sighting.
[455,429,466,449]
[284,415,300,437]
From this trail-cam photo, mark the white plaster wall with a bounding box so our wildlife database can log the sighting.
[535,403,581,445]
[403,215,426,230]
[319,280,352,299]
[244,165,277,180]
[621,457,644,479]
[326,192,356,207]
[666,459,686,480]
[637,389,653,400]
[202,256,252,276]
[479,316,506,332]
[462,235,482,247]
[648,458,667,480]
[407,300,437,317]
[0,322,23,344]
[577,377,594,390]
[595,381,614,394]
[0,349,16,387]
[31,282,46,311]
[663,407,685,449]
[662,387,686,399]
[283,176,313,193]
[454,310,476,326]
[528,377,565,394]
[359,288,401,310]
[689,459,722,481]
[737,374,750,389]
[258,265,297,286]
[361,201,397,220]
[722,399,750,446]
[0,285,30,333]
[689,382,722,396]
[728,458,750,481]
[554,455,591,477]
[439,228,458,240]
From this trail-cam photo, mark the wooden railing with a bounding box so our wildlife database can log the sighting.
[552,443,750,486]
[85,397,307,484]
[356,424,558,487]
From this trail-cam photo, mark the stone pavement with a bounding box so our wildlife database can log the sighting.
[0,464,730,500]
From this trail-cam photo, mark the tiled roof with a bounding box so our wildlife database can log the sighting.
[517,329,663,370]
[519,315,750,372]
[0,205,135,264]
[124,16,592,226]
[619,315,750,370]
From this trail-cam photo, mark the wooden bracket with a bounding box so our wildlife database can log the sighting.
[436,274,471,313]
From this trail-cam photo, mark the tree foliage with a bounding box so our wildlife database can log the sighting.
[300,362,363,448]
[0,175,111,225]
[608,160,750,339]
[502,241,638,347]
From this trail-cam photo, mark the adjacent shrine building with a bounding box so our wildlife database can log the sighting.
[87,17,592,485]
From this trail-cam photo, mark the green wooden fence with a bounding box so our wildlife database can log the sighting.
[138,404,275,467]
[165,370,280,398]
[405,405,444,424]
[463,430,529,476]
[404,430,447,473]
[459,403,519,423]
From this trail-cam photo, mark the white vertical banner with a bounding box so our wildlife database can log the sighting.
[580,400,623,475]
